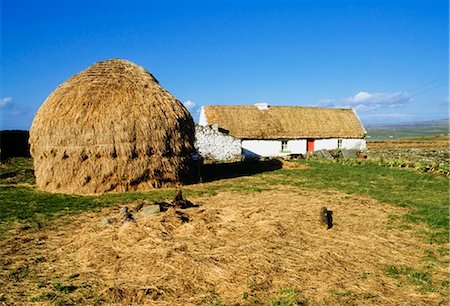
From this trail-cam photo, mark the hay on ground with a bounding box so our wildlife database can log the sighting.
[25,188,447,305]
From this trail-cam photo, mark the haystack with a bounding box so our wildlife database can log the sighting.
[29,59,195,194]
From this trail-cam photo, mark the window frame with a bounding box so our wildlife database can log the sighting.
[281,140,288,152]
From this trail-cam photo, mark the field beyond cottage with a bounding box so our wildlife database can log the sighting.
[0,139,449,305]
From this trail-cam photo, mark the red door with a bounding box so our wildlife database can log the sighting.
[307,139,315,152]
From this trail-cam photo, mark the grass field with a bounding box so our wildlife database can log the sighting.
[0,156,448,305]
[365,119,448,141]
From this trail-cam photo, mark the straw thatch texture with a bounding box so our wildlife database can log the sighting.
[203,106,366,139]
[29,59,195,194]
[18,188,445,305]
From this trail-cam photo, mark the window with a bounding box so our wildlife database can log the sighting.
[281,140,288,151]
[338,139,343,148]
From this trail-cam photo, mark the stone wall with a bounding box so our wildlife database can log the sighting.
[195,125,242,161]
[367,148,449,164]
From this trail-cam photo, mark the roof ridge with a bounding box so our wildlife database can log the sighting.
[204,105,353,110]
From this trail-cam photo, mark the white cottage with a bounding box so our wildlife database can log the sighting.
[198,103,366,158]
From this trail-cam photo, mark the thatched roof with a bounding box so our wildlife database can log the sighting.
[202,105,366,139]
[29,59,195,194]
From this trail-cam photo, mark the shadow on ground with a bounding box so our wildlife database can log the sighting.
[199,159,283,183]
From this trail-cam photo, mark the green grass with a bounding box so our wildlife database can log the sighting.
[54,282,78,294]
[267,288,307,306]
[0,157,35,185]
[0,158,448,244]
[8,267,29,282]
[268,161,449,243]
[327,290,378,305]
[1,157,448,305]
[384,264,438,293]
[209,288,306,306]
[0,186,103,222]
[366,120,448,140]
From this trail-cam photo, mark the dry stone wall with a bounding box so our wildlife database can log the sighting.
[367,148,449,164]
[195,125,242,161]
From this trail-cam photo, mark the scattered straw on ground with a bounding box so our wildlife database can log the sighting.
[2,188,447,305]
[281,160,310,169]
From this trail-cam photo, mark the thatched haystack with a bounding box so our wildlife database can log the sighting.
[29,59,195,194]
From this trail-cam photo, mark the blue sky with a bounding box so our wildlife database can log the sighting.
[1,0,448,129]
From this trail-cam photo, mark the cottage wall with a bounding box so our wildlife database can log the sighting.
[242,138,366,157]
[198,107,208,126]
[314,139,339,151]
[242,140,282,158]
[242,139,307,157]
[195,125,242,161]
[287,140,307,154]
[315,138,366,150]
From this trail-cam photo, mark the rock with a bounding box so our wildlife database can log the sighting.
[195,125,242,161]
[319,149,333,159]
[138,205,161,217]
[305,152,315,160]
[158,190,199,212]
[103,217,114,225]
[121,206,134,222]
[132,202,145,213]
[366,148,448,165]
[289,153,304,160]
[313,151,321,159]
[313,150,333,160]
[132,199,156,213]
[357,152,368,159]
[174,190,183,202]
[342,149,357,159]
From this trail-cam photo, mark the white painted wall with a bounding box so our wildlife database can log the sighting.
[314,139,339,151]
[312,138,366,151]
[287,140,307,154]
[242,139,307,157]
[242,140,281,158]
[198,107,208,126]
[241,138,366,157]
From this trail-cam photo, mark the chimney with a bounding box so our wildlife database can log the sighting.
[254,102,268,110]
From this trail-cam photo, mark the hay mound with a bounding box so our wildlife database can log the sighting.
[29,59,195,194]
[39,188,445,305]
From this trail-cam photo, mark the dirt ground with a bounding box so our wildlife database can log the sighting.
[1,186,447,305]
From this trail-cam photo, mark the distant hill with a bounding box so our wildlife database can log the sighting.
[365,119,449,141]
